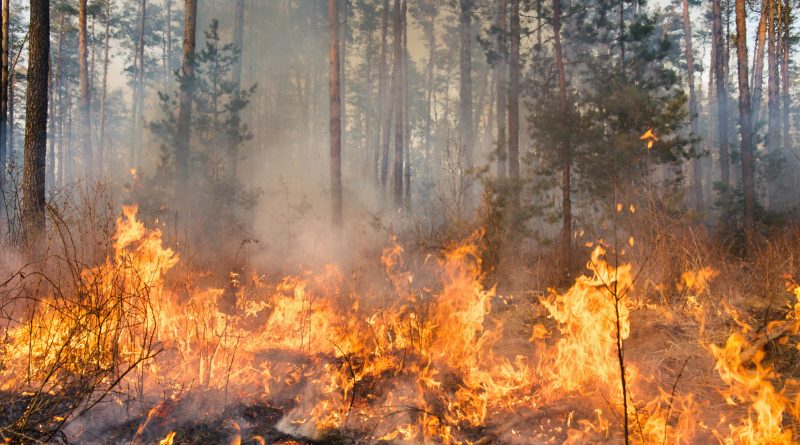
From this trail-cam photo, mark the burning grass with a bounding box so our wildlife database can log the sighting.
[2,205,800,444]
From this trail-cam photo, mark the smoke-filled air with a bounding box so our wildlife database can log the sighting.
[3,0,800,444]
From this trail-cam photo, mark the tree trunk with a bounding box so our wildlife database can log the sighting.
[507,0,519,179]
[751,0,767,122]
[459,0,473,170]
[391,0,404,208]
[378,0,392,189]
[362,38,374,177]
[57,25,66,190]
[767,0,780,208]
[166,0,173,90]
[175,0,197,192]
[712,0,730,186]
[338,0,347,167]
[780,0,791,193]
[424,0,435,183]
[22,0,49,246]
[89,16,96,97]
[78,0,93,177]
[735,0,755,244]
[329,0,343,226]
[553,0,571,278]
[618,0,625,69]
[134,0,146,168]
[6,64,12,175]
[681,0,702,209]
[47,28,58,192]
[227,0,244,189]
[99,0,111,177]
[0,0,8,187]
[402,0,410,208]
[495,0,507,177]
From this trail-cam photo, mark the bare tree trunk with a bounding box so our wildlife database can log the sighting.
[362,38,374,177]
[507,0,519,179]
[712,0,730,186]
[752,0,767,122]
[681,0,702,209]
[135,0,146,168]
[99,0,110,177]
[7,66,12,175]
[227,0,245,189]
[553,0,571,278]
[767,0,780,208]
[329,0,343,226]
[78,0,93,177]
[89,16,96,96]
[338,0,347,167]
[402,0,410,208]
[166,0,173,90]
[47,29,58,192]
[176,0,197,195]
[735,0,755,245]
[705,34,716,201]
[0,0,8,187]
[391,0,404,208]
[130,0,146,169]
[459,0,473,170]
[780,0,791,191]
[378,0,392,188]
[45,72,53,190]
[495,0,507,177]
[424,0,435,183]
[618,0,625,69]
[57,32,66,190]
[65,89,73,182]
[22,0,49,246]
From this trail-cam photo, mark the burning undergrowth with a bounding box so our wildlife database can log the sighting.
[2,206,800,444]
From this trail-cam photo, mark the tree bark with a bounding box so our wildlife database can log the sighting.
[767,0,780,208]
[423,0,435,183]
[751,0,767,123]
[459,0,473,170]
[0,0,8,187]
[133,0,146,168]
[379,0,392,189]
[227,0,244,189]
[391,0,404,208]
[56,16,66,189]
[553,0,570,278]
[329,0,343,226]
[681,0,702,209]
[712,0,730,186]
[22,0,49,246]
[495,0,507,177]
[338,0,347,165]
[735,0,755,244]
[507,0,519,179]
[175,0,197,192]
[402,0,410,208]
[99,0,111,177]
[166,0,173,90]
[362,37,375,178]
[780,0,791,192]
[78,0,93,177]
[48,21,62,192]
[618,0,625,69]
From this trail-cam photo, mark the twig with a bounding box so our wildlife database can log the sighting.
[663,357,690,445]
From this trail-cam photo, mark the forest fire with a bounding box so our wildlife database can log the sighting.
[1,207,799,444]
[1,0,800,443]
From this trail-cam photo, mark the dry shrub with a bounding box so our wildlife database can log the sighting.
[0,183,164,443]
